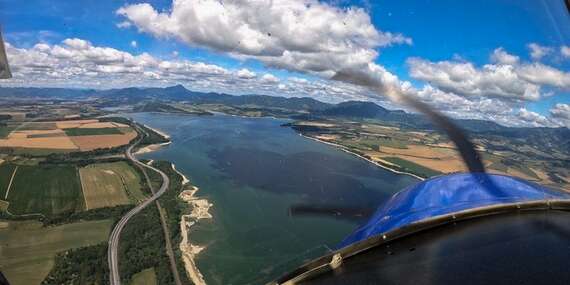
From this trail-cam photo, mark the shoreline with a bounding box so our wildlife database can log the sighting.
[299,133,425,181]
[134,119,210,284]
[134,141,171,155]
[171,163,190,185]
[142,124,171,139]
[178,186,213,285]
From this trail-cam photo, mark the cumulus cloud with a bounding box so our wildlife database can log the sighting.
[550,103,570,127]
[63,38,91,50]
[527,43,552,60]
[407,58,542,101]
[3,38,379,103]
[116,0,430,124]
[516,108,554,127]
[261,73,279,83]
[407,48,570,102]
[116,0,411,79]
[516,63,570,89]
[551,103,570,119]
[561,45,570,59]
[236,68,256,79]
[490,47,519,65]
[130,40,138,48]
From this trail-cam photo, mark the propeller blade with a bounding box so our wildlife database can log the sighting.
[0,27,12,79]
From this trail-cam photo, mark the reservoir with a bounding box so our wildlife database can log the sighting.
[127,112,418,284]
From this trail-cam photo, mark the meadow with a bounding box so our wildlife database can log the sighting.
[7,164,83,215]
[382,156,443,178]
[64,127,124,136]
[79,161,145,210]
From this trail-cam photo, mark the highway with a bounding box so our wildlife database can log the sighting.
[108,128,170,285]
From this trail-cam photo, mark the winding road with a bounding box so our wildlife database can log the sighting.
[108,128,170,285]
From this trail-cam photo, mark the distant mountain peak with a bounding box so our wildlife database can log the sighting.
[165,84,187,91]
[322,100,389,118]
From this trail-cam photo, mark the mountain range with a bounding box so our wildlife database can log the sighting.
[1,85,568,139]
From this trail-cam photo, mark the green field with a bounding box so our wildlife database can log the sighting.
[18,122,57,131]
[359,137,408,150]
[0,163,17,198]
[0,219,113,285]
[10,147,72,156]
[0,126,14,138]
[100,161,146,201]
[130,268,158,285]
[64,127,123,136]
[79,161,145,209]
[7,165,84,216]
[384,156,442,178]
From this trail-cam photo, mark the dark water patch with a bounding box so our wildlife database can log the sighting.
[209,147,389,210]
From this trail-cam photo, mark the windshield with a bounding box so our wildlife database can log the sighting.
[0,1,568,285]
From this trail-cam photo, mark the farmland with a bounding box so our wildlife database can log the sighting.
[288,118,570,189]
[70,131,137,151]
[0,119,136,153]
[6,164,83,216]
[64,127,124,136]
[382,156,443,178]
[0,124,18,138]
[0,219,113,285]
[79,161,146,210]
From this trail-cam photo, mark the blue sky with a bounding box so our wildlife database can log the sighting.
[1,0,569,127]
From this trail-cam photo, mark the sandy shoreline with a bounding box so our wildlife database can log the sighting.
[143,124,171,139]
[179,185,213,285]
[299,133,425,181]
[134,141,172,155]
[171,163,190,185]
[133,120,210,283]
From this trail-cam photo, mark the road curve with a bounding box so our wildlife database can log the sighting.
[108,128,170,285]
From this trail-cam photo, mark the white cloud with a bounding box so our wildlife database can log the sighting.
[551,103,570,119]
[516,63,570,89]
[63,38,91,50]
[561,45,570,59]
[130,40,138,48]
[261,73,279,83]
[2,38,374,103]
[527,43,552,60]
[550,103,570,128]
[490,47,519,65]
[407,48,570,102]
[236,68,256,79]
[517,108,554,127]
[116,21,132,29]
[116,0,411,79]
[407,57,542,101]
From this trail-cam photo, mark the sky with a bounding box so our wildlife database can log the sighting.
[0,0,569,128]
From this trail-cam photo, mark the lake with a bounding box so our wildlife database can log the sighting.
[126,112,418,284]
